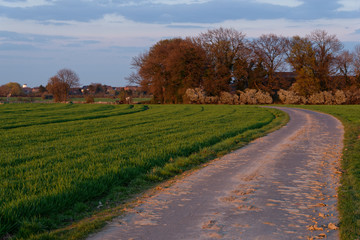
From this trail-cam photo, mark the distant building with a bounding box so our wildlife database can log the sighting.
[124,86,140,91]
[22,84,32,95]
[32,87,40,93]
[69,88,82,95]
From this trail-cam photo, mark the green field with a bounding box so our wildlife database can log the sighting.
[293,105,360,240]
[0,97,151,103]
[0,104,287,239]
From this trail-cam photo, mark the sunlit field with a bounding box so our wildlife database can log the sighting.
[0,103,286,239]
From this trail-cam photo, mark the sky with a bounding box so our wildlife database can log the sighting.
[0,0,359,87]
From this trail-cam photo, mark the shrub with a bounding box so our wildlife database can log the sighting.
[219,92,234,104]
[255,90,273,104]
[345,89,360,104]
[278,89,347,105]
[278,89,306,104]
[41,93,53,100]
[237,89,273,104]
[204,96,219,104]
[185,88,206,104]
[185,88,273,105]
[308,92,325,104]
[308,91,347,105]
[334,90,347,105]
[85,95,95,103]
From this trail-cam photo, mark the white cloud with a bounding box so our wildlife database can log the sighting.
[90,0,210,7]
[0,0,55,8]
[254,0,303,7]
[0,14,359,50]
[337,0,360,11]
[149,0,210,4]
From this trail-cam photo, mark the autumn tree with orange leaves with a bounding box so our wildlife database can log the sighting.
[129,28,360,102]
[46,68,80,102]
[129,38,207,103]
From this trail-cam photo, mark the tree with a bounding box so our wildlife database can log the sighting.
[46,76,69,102]
[246,60,268,91]
[38,85,47,93]
[335,50,354,89]
[0,85,10,97]
[287,36,320,96]
[0,82,23,96]
[57,68,80,89]
[291,68,321,96]
[252,34,288,92]
[309,30,343,90]
[88,83,105,95]
[130,38,207,103]
[197,28,248,95]
[354,45,360,86]
[46,68,80,102]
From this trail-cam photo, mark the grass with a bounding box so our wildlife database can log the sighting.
[69,98,117,103]
[0,103,287,239]
[0,97,152,104]
[288,105,360,240]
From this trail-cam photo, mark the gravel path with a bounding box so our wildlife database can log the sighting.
[88,107,344,240]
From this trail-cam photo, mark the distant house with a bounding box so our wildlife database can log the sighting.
[115,87,125,92]
[69,88,82,95]
[32,87,39,93]
[124,86,140,92]
[22,85,33,95]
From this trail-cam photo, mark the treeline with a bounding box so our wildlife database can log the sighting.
[129,28,360,104]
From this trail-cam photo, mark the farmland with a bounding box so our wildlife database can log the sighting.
[0,104,287,239]
[295,105,360,240]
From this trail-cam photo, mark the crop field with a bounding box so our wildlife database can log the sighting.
[294,105,360,240]
[0,97,151,104]
[0,104,286,239]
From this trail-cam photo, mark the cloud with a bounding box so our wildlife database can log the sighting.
[1,13,359,50]
[147,0,210,5]
[0,0,55,8]
[0,30,75,46]
[95,0,211,7]
[0,0,356,25]
[337,0,360,11]
[166,24,206,29]
[254,0,304,7]
[0,43,37,50]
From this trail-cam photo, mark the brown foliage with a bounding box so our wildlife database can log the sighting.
[308,30,343,91]
[46,69,80,102]
[132,38,207,103]
[288,31,343,95]
[129,28,357,103]
[185,88,273,105]
[46,76,69,102]
[197,27,248,96]
[251,34,288,92]
[85,95,95,103]
[336,50,355,88]
[278,89,347,105]
[353,45,360,86]
[0,82,23,96]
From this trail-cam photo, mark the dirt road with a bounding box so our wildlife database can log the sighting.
[88,107,344,240]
